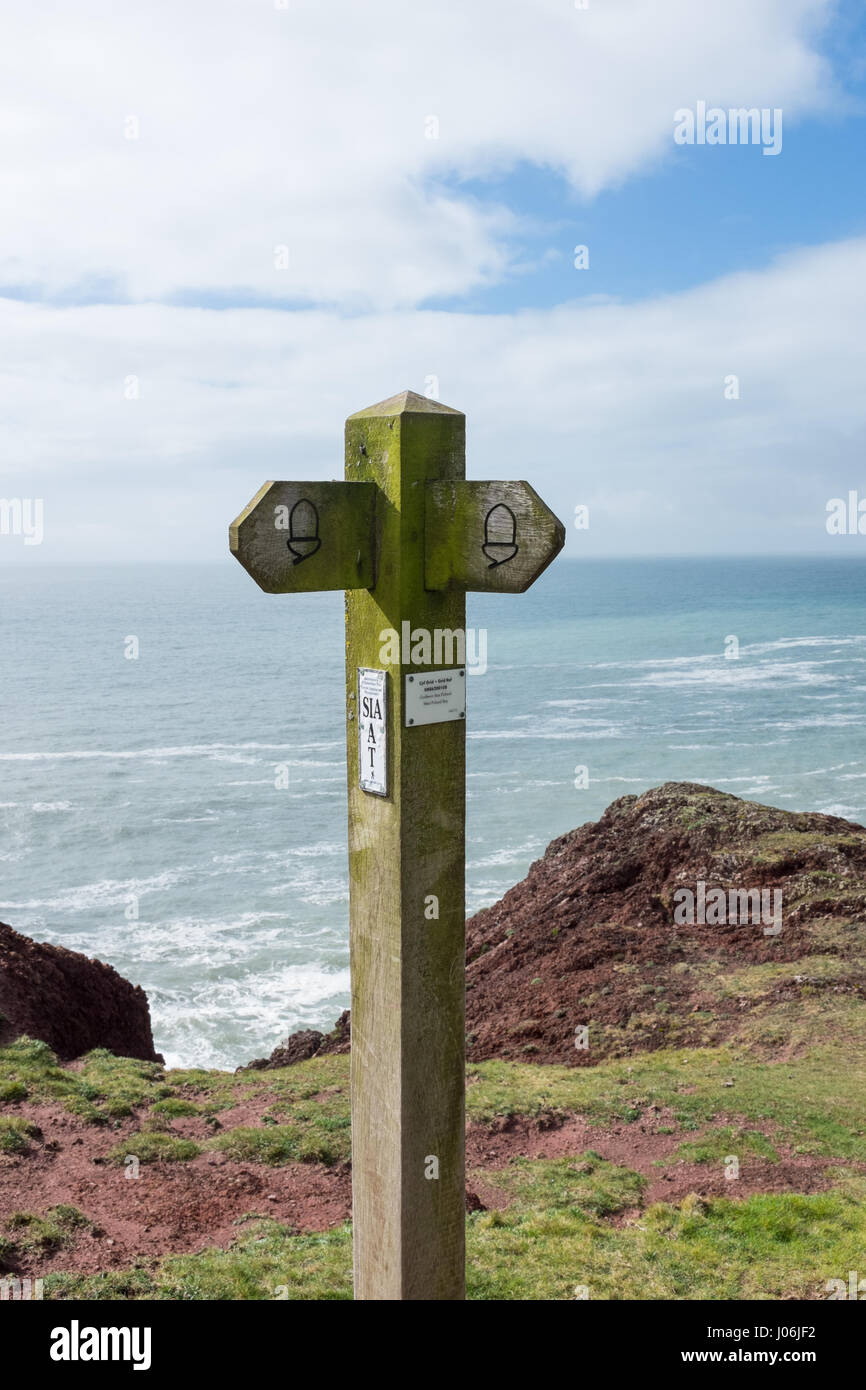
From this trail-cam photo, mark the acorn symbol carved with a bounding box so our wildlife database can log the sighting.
[286,498,321,565]
[481,503,519,568]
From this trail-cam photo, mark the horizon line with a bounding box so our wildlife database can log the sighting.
[2,552,866,568]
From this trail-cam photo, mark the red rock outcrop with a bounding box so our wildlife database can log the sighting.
[258,782,866,1070]
[0,920,162,1062]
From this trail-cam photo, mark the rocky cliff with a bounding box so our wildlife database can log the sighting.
[253,782,866,1069]
[0,921,162,1062]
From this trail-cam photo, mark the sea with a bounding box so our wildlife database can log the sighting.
[1,557,864,1069]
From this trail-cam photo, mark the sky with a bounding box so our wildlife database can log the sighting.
[1,0,865,561]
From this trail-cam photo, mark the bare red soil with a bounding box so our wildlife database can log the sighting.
[0,1095,849,1278]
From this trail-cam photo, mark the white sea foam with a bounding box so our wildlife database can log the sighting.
[742,635,866,655]
[150,960,352,1070]
[469,725,622,740]
[0,868,188,913]
[467,839,542,870]
[0,741,343,763]
[634,661,841,690]
[121,913,293,967]
[265,880,348,907]
[714,775,773,784]
[589,636,866,671]
[543,699,603,708]
[799,762,861,777]
[221,778,276,787]
[767,713,863,731]
[153,814,221,824]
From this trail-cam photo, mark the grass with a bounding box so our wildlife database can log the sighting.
[45,1221,355,1302]
[665,1126,779,1166]
[150,1098,200,1118]
[4,1020,866,1300]
[0,1036,351,1128]
[38,1176,866,1301]
[42,1268,159,1300]
[3,1206,92,1257]
[0,1038,170,1123]
[164,1055,349,1114]
[748,828,865,866]
[4,1012,864,1167]
[3,1031,865,1168]
[472,1152,647,1218]
[466,1174,866,1301]
[0,1116,38,1154]
[210,1121,347,1167]
[107,1132,200,1164]
[466,1039,866,1160]
[3,1031,865,1164]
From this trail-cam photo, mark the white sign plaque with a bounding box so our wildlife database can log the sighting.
[358,667,387,796]
[404,668,466,727]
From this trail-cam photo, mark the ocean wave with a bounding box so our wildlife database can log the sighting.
[0,741,343,763]
[265,881,348,907]
[468,839,542,870]
[469,726,622,741]
[742,636,866,655]
[634,661,841,690]
[765,713,863,731]
[588,637,866,672]
[0,868,189,913]
[149,960,351,1070]
[815,804,866,822]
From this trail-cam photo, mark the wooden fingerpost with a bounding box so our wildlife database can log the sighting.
[229,387,566,1302]
[345,390,467,1301]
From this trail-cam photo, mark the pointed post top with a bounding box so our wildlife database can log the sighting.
[347,389,464,420]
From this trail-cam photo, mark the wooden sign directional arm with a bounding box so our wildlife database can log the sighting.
[229,479,376,593]
[425,479,565,592]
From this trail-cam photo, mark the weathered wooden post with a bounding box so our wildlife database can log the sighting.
[230,389,564,1300]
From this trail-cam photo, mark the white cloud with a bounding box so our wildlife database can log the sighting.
[2,236,864,560]
[0,0,836,307]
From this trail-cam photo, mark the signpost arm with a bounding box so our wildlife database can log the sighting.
[344,390,467,1300]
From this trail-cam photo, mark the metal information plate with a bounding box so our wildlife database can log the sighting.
[358,667,387,796]
[404,668,466,727]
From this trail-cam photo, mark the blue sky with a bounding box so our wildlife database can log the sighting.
[1,0,865,560]
[435,110,866,314]
[437,1,866,315]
